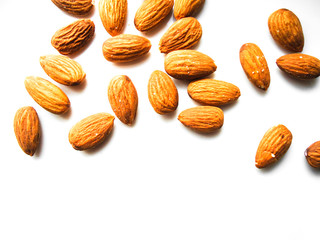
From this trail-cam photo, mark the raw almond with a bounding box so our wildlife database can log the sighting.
[305,141,320,169]
[51,19,95,55]
[14,106,40,156]
[164,50,216,80]
[102,34,151,62]
[99,0,127,36]
[108,75,138,125]
[51,0,93,16]
[148,70,179,114]
[276,53,320,80]
[134,0,174,32]
[178,106,224,133]
[174,0,205,20]
[159,17,202,53]
[239,43,270,91]
[187,79,241,106]
[25,76,70,114]
[255,124,292,169]
[40,55,86,86]
[69,113,115,151]
[268,8,304,52]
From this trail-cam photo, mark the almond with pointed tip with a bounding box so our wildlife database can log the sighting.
[305,141,320,169]
[174,0,205,20]
[51,0,93,16]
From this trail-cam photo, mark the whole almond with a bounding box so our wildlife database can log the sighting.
[134,0,174,32]
[40,55,86,86]
[276,53,320,80]
[174,0,205,20]
[239,43,270,91]
[25,76,70,114]
[164,50,216,80]
[102,34,151,62]
[51,0,93,16]
[69,113,115,151]
[305,141,320,169]
[255,124,292,169]
[268,8,304,52]
[51,19,95,55]
[159,17,202,53]
[108,75,138,125]
[188,79,241,106]
[14,106,40,156]
[178,106,224,133]
[148,70,179,114]
[99,0,127,36]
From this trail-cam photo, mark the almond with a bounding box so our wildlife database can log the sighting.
[134,0,174,32]
[14,106,40,156]
[99,0,127,36]
[148,70,179,114]
[174,0,205,20]
[69,113,115,151]
[239,43,270,91]
[164,50,216,80]
[102,34,151,62]
[108,75,138,125]
[268,8,304,52]
[276,53,320,80]
[255,124,292,169]
[51,19,95,55]
[178,106,224,133]
[25,76,70,114]
[305,141,320,169]
[159,17,202,53]
[188,79,240,106]
[51,0,93,16]
[40,55,86,86]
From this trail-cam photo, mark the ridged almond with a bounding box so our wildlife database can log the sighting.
[305,141,320,169]
[51,0,93,16]
[174,0,205,20]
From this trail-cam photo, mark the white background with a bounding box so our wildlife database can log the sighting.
[1,0,320,239]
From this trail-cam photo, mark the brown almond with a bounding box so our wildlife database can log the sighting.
[51,0,93,16]
[174,0,205,20]
[305,141,320,169]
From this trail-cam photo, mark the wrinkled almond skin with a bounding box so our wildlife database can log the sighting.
[51,19,95,55]
[108,75,138,125]
[159,17,202,53]
[102,34,151,62]
[178,106,224,133]
[164,50,216,80]
[14,106,40,156]
[239,43,270,91]
[255,124,292,169]
[51,0,93,16]
[148,70,179,114]
[99,0,127,36]
[25,76,70,114]
[276,53,320,80]
[40,55,86,86]
[268,8,304,52]
[305,141,320,169]
[188,79,241,106]
[134,0,174,32]
[69,113,115,151]
[174,0,205,20]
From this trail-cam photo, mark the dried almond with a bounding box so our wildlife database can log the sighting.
[174,0,205,20]
[305,141,320,169]
[51,0,93,16]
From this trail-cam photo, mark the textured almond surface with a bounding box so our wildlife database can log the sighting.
[305,141,320,169]
[14,106,40,156]
[51,0,93,16]
[25,76,70,114]
[69,113,115,151]
[255,124,292,169]
[159,17,202,53]
[174,0,205,20]
[148,70,179,114]
[239,43,270,91]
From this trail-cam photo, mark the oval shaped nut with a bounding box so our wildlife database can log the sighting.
[69,113,115,151]
[239,43,270,91]
[174,0,205,20]
[99,0,127,36]
[25,76,70,114]
[268,8,304,52]
[40,55,86,86]
[255,124,292,169]
[14,106,40,156]
[188,79,240,106]
[178,106,224,133]
[134,0,174,32]
[305,141,320,169]
[102,34,151,63]
[51,19,95,55]
[276,53,320,80]
[159,17,202,53]
[108,75,138,125]
[164,50,216,80]
[51,0,93,16]
[148,70,179,114]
